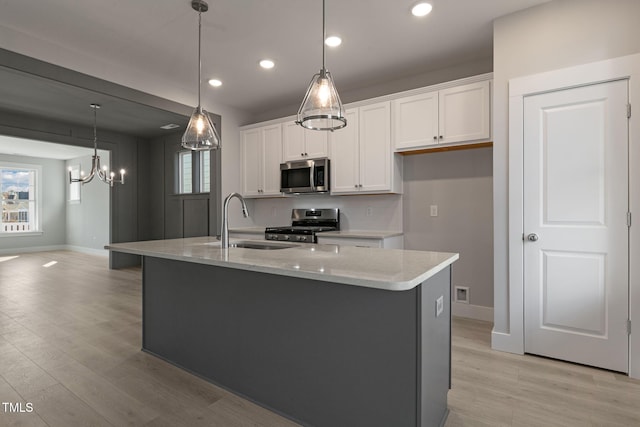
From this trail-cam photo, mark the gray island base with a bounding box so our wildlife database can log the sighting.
[107,238,457,427]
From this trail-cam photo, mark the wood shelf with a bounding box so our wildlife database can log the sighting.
[397,141,493,156]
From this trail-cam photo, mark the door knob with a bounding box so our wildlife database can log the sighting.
[527,233,539,242]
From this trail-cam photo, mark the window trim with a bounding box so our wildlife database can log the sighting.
[176,150,210,195]
[0,161,43,236]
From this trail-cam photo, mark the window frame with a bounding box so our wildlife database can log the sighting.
[176,150,210,195]
[0,161,43,236]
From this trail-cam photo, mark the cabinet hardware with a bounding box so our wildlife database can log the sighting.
[433,136,437,140]
[439,135,443,139]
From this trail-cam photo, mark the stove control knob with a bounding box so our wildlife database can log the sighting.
[284,235,290,241]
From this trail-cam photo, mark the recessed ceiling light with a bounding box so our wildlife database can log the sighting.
[259,59,275,69]
[208,79,222,87]
[325,36,342,47]
[411,2,432,17]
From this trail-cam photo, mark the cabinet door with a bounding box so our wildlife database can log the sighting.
[439,80,490,144]
[241,128,262,197]
[262,124,283,195]
[359,101,391,192]
[304,128,329,158]
[282,121,306,161]
[330,109,360,194]
[392,90,438,150]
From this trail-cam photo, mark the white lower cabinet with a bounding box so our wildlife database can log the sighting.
[317,235,404,249]
[240,124,283,197]
[330,101,402,195]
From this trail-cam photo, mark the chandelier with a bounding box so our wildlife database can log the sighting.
[68,103,125,187]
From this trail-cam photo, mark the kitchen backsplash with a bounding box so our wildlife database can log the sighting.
[247,194,403,231]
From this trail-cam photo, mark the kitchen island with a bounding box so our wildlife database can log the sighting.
[106,236,458,427]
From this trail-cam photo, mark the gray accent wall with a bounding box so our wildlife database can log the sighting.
[492,0,640,334]
[147,129,222,241]
[403,147,493,308]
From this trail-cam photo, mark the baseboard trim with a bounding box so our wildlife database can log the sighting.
[491,329,524,354]
[0,245,66,255]
[452,302,493,322]
[65,245,109,257]
[0,245,108,257]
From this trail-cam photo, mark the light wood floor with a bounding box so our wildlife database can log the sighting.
[1,250,639,426]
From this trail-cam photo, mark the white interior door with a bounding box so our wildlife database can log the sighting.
[523,80,629,372]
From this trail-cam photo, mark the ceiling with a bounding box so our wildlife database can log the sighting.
[0,135,96,160]
[0,0,550,123]
[0,65,190,139]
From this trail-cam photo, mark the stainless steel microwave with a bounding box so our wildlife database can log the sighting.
[280,158,330,194]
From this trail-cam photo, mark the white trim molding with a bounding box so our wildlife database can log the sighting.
[501,53,640,379]
[452,302,494,322]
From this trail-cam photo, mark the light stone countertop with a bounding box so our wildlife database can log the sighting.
[106,236,457,292]
[317,230,403,239]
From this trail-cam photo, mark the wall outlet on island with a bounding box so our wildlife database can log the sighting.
[366,206,373,217]
[271,206,277,217]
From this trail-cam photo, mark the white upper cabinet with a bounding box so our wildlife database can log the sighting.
[392,90,439,150]
[330,109,360,193]
[393,80,491,151]
[331,101,402,195]
[282,121,329,161]
[240,124,283,197]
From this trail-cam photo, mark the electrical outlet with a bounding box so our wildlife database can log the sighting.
[271,206,277,217]
[430,205,438,217]
[455,286,470,304]
[435,295,444,317]
[366,206,373,217]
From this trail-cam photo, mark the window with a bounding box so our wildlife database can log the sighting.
[178,151,193,194]
[68,164,81,202]
[1,163,40,234]
[177,150,211,194]
[201,150,210,193]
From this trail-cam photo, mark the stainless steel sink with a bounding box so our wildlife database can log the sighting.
[206,240,299,250]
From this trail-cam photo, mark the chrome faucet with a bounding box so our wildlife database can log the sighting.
[221,192,249,249]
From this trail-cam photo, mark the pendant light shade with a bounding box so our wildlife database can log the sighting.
[296,0,346,131]
[182,106,219,150]
[182,0,220,150]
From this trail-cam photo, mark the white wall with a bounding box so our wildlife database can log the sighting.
[493,0,640,337]
[403,148,493,308]
[0,153,66,253]
[65,151,109,252]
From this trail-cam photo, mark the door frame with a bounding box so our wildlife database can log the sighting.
[499,53,640,378]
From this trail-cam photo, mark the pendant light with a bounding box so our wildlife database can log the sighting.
[68,104,125,187]
[296,0,347,131]
[182,0,220,150]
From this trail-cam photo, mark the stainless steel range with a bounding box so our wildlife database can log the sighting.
[265,208,340,243]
